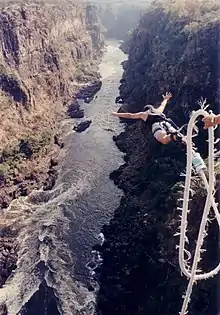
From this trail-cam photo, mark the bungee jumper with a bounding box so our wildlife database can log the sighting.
[111,92,186,145]
[112,94,220,315]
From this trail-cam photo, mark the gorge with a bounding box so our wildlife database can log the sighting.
[0,1,219,315]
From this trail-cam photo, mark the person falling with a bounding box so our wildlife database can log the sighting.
[111,92,184,145]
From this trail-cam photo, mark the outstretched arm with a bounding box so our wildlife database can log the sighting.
[157,92,172,113]
[111,111,147,120]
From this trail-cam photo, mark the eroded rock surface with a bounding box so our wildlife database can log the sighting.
[0,1,104,288]
[0,2,104,209]
[96,1,220,314]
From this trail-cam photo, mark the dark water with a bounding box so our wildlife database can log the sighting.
[0,40,126,315]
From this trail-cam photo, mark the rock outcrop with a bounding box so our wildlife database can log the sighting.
[95,1,220,314]
[66,100,85,118]
[0,2,104,209]
[96,124,219,315]
[73,119,92,133]
[119,0,219,118]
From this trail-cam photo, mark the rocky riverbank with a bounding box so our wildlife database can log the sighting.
[0,1,104,289]
[0,2,104,210]
[95,1,220,314]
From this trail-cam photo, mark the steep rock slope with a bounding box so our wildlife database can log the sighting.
[96,1,220,314]
[0,2,104,208]
[119,0,219,121]
[0,2,103,149]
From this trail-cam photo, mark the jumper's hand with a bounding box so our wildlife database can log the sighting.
[162,92,172,101]
[202,114,216,129]
[111,111,119,116]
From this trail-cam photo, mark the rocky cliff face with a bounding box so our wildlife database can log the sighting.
[0,2,103,150]
[0,2,104,209]
[96,1,220,314]
[96,124,219,315]
[119,0,219,119]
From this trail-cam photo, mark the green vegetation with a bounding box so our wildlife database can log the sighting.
[19,131,52,157]
[155,0,219,19]
[0,130,52,175]
[0,162,10,178]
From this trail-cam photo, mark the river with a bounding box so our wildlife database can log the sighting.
[0,40,126,315]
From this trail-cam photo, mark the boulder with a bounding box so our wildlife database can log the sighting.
[73,120,92,133]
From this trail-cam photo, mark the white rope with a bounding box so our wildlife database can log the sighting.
[177,106,220,315]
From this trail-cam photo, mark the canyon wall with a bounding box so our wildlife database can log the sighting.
[0,2,104,208]
[119,0,219,118]
[96,1,220,314]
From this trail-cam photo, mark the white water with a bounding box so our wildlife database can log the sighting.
[0,40,126,315]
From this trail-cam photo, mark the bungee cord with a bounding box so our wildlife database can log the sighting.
[177,101,219,315]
